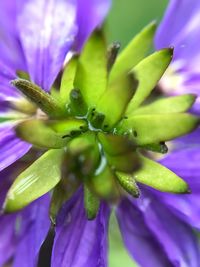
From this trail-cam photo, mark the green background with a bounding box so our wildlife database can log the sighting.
[106,1,168,266]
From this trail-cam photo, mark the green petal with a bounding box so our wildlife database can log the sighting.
[107,42,121,73]
[106,152,140,173]
[15,119,72,149]
[48,119,88,134]
[96,74,138,129]
[11,79,67,118]
[134,155,189,193]
[4,149,64,212]
[88,165,119,200]
[74,31,107,108]
[109,21,157,82]
[68,88,88,116]
[50,179,72,225]
[16,70,30,80]
[98,132,136,156]
[120,113,199,145]
[141,142,168,154]
[116,172,140,198]
[68,132,100,176]
[84,185,100,220]
[126,48,173,114]
[60,56,78,105]
[131,94,197,115]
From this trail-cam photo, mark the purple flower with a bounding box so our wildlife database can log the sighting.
[0,0,110,265]
[0,0,199,267]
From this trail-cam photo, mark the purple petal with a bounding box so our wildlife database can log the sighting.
[155,0,200,61]
[52,189,110,267]
[0,1,25,70]
[116,197,174,267]
[138,191,200,267]
[0,214,17,266]
[0,172,17,266]
[17,0,77,91]
[175,128,200,148]
[156,147,200,228]
[75,0,111,51]
[13,195,50,267]
[0,125,31,172]
[0,60,22,101]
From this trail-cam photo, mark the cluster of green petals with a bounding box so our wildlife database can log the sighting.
[4,22,199,221]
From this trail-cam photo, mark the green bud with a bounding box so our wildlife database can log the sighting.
[11,79,67,118]
[15,119,70,149]
[69,88,88,116]
[84,185,100,220]
[116,172,140,198]
[107,42,121,73]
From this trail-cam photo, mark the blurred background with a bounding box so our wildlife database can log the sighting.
[106,0,168,266]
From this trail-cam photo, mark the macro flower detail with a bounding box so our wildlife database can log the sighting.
[0,0,200,266]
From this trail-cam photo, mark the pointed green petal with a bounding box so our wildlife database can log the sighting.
[141,142,168,154]
[4,149,64,212]
[84,185,100,220]
[116,172,140,198]
[120,113,199,145]
[50,179,71,225]
[60,56,78,105]
[131,94,197,115]
[98,133,136,156]
[96,74,138,129]
[68,88,88,116]
[68,132,100,176]
[110,22,157,82]
[11,79,67,118]
[134,155,189,193]
[48,119,87,135]
[74,31,107,108]
[126,48,173,114]
[107,42,121,73]
[16,70,30,80]
[106,152,140,173]
[15,119,72,149]
[89,165,119,200]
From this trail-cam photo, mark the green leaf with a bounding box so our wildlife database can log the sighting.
[132,94,197,115]
[74,31,107,108]
[11,79,67,118]
[84,185,100,220]
[96,73,138,129]
[116,172,140,197]
[60,56,78,104]
[15,119,72,149]
[120,113,199,145]
[134,155,190,193]
[126,48,173,114]
[4,149,64,212]
[109,21,157,82]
